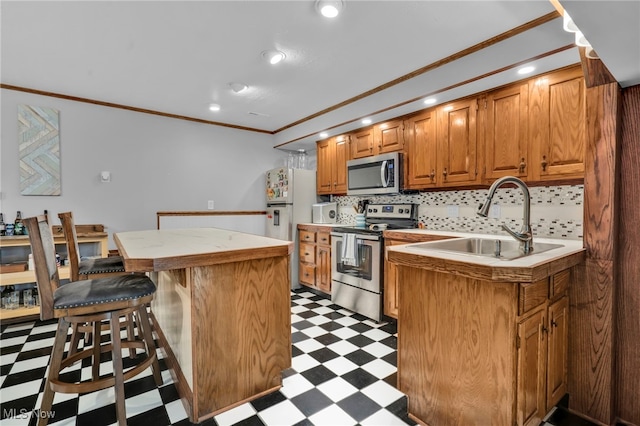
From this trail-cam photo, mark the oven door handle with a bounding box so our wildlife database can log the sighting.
[330,232,380,242]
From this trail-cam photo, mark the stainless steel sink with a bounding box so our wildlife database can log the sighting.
[411,237,564,260]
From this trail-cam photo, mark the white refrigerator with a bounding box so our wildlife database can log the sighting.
[265,167,317,289]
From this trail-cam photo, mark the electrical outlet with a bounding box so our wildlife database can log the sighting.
[446,205,459,218]
[207,200,214,210]
[490,204,501,218]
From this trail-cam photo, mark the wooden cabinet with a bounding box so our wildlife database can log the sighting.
[351,119,405,160]
[297,225,332,294]
[404,109,438,189]
[1,229,108,322]
[351,127,375,159]
[516,271,570,426]
[405,98,480,189]
[529,67,585,181]
[485,82,530,181]
[316,134,350,195]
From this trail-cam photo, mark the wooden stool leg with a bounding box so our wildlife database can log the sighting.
[110,313,127,426]
[126,313,136,359]
[91,321,101,381]
[136,306,162,386]
[68,323,82,356]
[37,318,70,426]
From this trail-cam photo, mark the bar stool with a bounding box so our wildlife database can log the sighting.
[57,211,137,356]
[25,215,162,426]
[57,211,127,281]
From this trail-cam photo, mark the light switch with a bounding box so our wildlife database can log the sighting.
[490,204,501,218]
[100,171,111,183]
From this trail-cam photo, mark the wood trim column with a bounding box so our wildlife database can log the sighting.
[616,85,640,424]
[570,82,621,424]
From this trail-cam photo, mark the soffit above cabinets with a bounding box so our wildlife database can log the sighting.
[1,1,637,152]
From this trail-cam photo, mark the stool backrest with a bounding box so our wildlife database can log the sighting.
[24,215,60,321]
[57,212,81,282]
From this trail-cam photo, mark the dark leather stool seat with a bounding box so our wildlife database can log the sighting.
[78,255,126,277]
[25,215,162,426]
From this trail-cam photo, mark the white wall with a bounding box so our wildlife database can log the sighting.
[0,89,286,248]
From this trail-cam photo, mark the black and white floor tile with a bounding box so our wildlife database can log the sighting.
[0,290,597,426]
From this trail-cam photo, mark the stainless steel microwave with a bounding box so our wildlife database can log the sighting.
[347,152,402,196]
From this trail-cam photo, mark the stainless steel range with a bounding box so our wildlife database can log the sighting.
[330,203,417,322]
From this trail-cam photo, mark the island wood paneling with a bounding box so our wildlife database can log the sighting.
[570,82,621,424]
[398,266,518,425]
[616,85,640,425]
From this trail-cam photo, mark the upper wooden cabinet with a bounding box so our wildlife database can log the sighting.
[529,67,586,181]
[316,134,350,195]
[404,109,438,189]
[405,98,480,189]
[351,127,375,159]
[485,82,530,181]
[352,119,405,159]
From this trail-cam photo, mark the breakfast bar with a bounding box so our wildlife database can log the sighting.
[114,228,293,423]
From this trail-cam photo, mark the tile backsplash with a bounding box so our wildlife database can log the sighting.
[332,185,583,240]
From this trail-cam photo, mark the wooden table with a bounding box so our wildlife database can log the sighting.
[114,228,293,423]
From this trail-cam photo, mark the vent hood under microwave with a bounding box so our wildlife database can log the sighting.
[347,152,402,196]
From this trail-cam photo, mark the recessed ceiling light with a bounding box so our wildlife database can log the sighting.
[316,0,344,18]
[319,132,329,138]
[262,50,286,65]
[518,66,535,75]
[209,103,221,112]
[362,118,372,125]
[423,97,437,105]
[228,82,248,93]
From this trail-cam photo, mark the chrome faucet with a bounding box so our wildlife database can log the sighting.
[477,176,533,253]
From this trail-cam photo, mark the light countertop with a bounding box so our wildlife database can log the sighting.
[386,230,585,282]
[114,228,293,272]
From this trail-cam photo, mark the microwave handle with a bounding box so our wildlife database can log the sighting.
[380,160,390,187]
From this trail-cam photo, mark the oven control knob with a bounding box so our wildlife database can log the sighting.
[398,208,404,213]
[373,208,378,213]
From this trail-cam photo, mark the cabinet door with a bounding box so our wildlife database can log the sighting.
[316,244,331,294]
[374,119,404,154]
[333,135,350,193]
[546,296,568,409]
[485,83,529,181]
[517,309,547,426]
[529,67,585,180]
[438,98,479,186]
[316,139,334,195]
[351,128,374,159]
[404,110,438,189]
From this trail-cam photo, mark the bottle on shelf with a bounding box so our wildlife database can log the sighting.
[14,211,23,235]
[0,212,5,236]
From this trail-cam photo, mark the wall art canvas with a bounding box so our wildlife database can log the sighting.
[18,104,61,195]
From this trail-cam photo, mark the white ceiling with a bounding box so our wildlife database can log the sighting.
[2,1,639,153]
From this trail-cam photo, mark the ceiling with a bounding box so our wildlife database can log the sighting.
[2,1,639,153]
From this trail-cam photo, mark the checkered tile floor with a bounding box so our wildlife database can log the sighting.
[0,291,412,426]
[0,290,591,426]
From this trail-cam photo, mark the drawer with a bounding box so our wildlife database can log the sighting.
[299,263,316,286]
[550,269,570,300]
[317,232,331,246]
[299,243,315,263]
[299,230,315,243]
[519,278,548,315]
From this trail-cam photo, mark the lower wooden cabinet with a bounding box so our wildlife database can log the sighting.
[297,224,332,295]
[516,272,570,426]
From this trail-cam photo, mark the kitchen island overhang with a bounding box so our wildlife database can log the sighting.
[115,228,294,423]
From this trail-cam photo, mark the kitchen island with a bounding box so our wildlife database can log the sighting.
[387,233,585,426]
[114,228,293,423]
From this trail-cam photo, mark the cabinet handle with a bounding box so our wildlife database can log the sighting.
[542,324,548,334]
[551,319,558,328]
[429,169,436,181]
[442,168,448,180]
[519,158,526,174]
[334,181,337,186]
[541,155,548,172]
[305,252,310,256]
